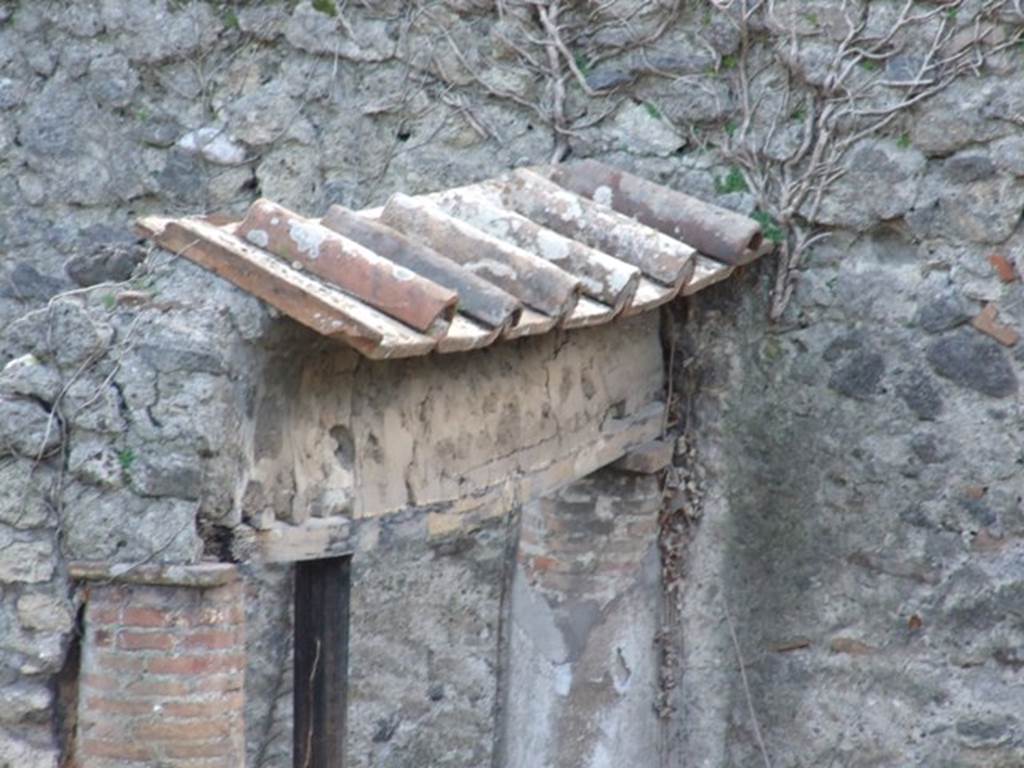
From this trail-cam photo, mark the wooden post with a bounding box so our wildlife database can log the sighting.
[294,557,351,768]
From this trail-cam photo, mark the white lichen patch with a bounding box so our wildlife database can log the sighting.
[466,260,517,280]
[245,228,270,248]
[289,220,326,260]
[391,265,416,281]
[536,230,570,262]
[593,185,613,207]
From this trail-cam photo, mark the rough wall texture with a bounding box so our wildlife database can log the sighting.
[1,0,1023,766]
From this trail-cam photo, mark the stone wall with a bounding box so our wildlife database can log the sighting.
[2,0,1023,766]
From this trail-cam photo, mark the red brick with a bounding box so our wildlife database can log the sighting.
[159,739,234,759]
[989,253,1018,282]
[124,677,192,697]
[92,628,114,647]
[87,605,121,625]
[80,673,120,692]
[148,654,245,676]
[79,738,151,761]
[83,696,160,716]
[118,630,175,651]
[162,697,241,719]
[123,606,173,628]
[531,555,561,573]
[83,719,142,742]
[182,629,241,650]
[134,717,233,742]
[193,674,244,693]
[94,651,147,673]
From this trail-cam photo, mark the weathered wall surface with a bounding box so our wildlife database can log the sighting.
[673,202,1024,761]
[2,1,1024,767]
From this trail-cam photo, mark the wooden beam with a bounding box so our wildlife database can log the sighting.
[294,557,350,768]
[253,401,666,564]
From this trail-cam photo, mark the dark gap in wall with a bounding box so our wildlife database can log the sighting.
[489,504,523,768]
[201,521,239,562]
[55,603,85,768]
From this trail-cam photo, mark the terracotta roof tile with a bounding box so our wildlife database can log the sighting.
[136,162,768,359]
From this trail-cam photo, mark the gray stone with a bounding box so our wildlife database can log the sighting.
[63,379,124,435]
[157,149,206,204]
[16,593,73,634]
[0,537,54,584]
[915,291,971,333]
[956,716,1016,748]
[0,78,26,110]
[0,727,59,768]
[647,77,733,123]
[64,243,145,287]
[909,433,946,464]
[256,144,323,212]
[24,43,56,77]
[228,84,315,147]
[15,82,147,204]
[602,102,686,157]
[0,263,65,303]
[0,356,62,404]
[897,371,943,420]
[940,176,1024,244]
[992,135,1024,176]
[822,330,865,362]
[68,438,124,488]
[585,68,635,91]
[285,2,393,61]
[911,78,1014,154]
[59,42,94,78]
[811,140,926,229]
[0,460,54,529]
[131,452,202,500]
[0,681,51,724]
[61,486,201,563]
[99,0,221,64]
[46,300,114,370]
[0,397,60,458]
[238,6,289,41]
[176,126,248,166]
[135,324,226,375]
[828,350,885,400]
[943,150,996,183]
[52,4,104,38]
[926,331,1017,397]
[136,114,181,148]
[16,173,46,206]
[86,53,139,109]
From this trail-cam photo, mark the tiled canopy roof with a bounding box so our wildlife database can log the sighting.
[137,160,769,359]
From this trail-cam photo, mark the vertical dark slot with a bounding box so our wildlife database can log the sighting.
[294,557,351,768]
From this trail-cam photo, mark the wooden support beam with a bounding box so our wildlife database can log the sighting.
[294,557,351,768]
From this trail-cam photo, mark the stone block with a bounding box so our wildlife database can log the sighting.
[613,440,674,474]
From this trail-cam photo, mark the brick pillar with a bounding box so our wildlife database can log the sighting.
[71,563,246,768]
[503,467,663,768]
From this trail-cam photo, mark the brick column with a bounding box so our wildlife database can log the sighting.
[70,563,246,768]
[503,467,663,768]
